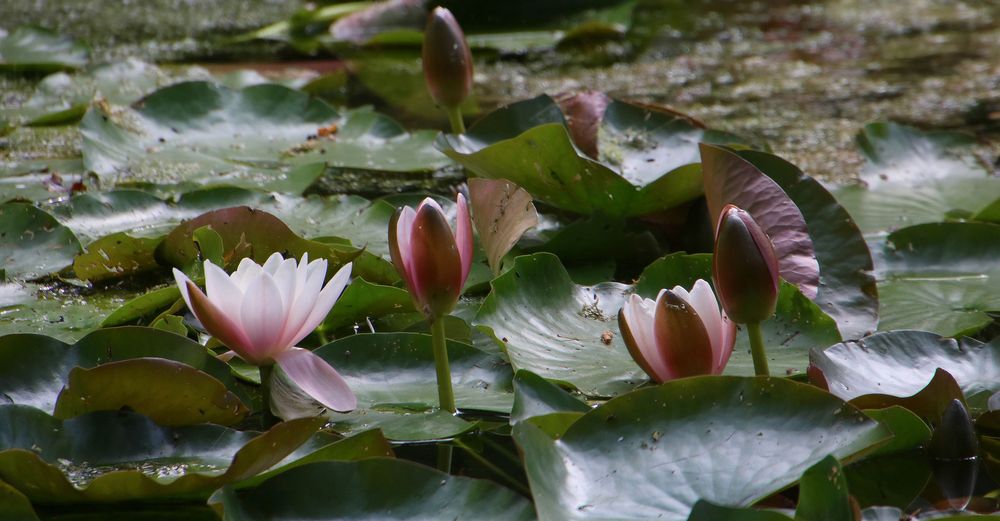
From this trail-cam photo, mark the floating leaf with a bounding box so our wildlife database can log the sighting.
[810,330,1000,403]
[80,82,450,192]
[795,456,857,521]
[514,376,889,521]
[0,27,88,73]
[474,253,644,397]
[0,327,244,413]
[875,222,1000,336]
[856,122,987,188]
[72,232,160,282]
[0,202,81,280]
[211,458,536,520]
[53,358,248,426]
[0,406,323,503]
[510,369,590,424]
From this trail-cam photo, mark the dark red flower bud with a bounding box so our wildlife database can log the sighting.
[712,205,780,324]
[422,7,473,110]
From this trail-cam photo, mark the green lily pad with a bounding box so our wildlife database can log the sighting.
[437,95,742,217]
[736,150,878,339]
[313,332,514,413]
[211,458,535,520]
[511,369,590,424]
[474,253,645,397]
[0,27,89,73]
[856,122,987,188]
[80,81,451,192]
[0,281,136,342]
[875,222,1000,336]
[809,330,1000,402]
[0,327,245,413]
[72,233,161,282]
[795,456,854,521]
[0,202,81,280]
[514,376,889,521]
[53,358,248,426]
[688,501,791,520]
[1,59,210,126]
[635,253,841,377]
[0,158,87,203]
[321,278,414,333]
[0,405,323,503]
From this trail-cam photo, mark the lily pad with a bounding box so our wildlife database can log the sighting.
[510,369,590,424]
[809,330,1000,402]
[474,253,645,397]
[313,332,515,413]
[211,458,536,520]
[437,94,743,217]
[875,222,1000,336]
[0,27,89,73]
[856,122,987,188]
[0,326,244,413]
[0,202,81,280]
[53,358,248,426]
[0,405,323,503]
[0,281,136,342]
[80,81,450,192]
[513,376,889,521]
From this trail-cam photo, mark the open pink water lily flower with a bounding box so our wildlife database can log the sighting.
[173,253,356,412]
[618,279,737,383]
[389,194,473,320]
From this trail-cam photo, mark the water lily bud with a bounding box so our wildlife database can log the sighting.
[389,194,473,320]
[618,280,736,383]
[929,400,979,510]
[712,204,780,324]
[422,7,473,110]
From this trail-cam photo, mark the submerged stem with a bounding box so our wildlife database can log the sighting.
[431,318,457,413]
[259,364,277,428]
[747,321,770,377]
[437,444,453,474]
[446,106,466,134]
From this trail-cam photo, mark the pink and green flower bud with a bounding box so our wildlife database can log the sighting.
[422,7,473,110]
[618,280,736,383]
[712,204,781,324]
[389,194,473,321]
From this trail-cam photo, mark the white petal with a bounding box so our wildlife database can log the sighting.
[231,257,262,291]
[262,252,285,275]
[204,261,245,323]
[172,268,195,312]
[271,256,299,310]
[277,259,328,348]
[286,262,352,347]
[687,279,726,370]
[240,272,288,360]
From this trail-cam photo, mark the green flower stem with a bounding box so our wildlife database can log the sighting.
[259,364,277,428]
[437,444,453,474]
[446,106,465,134]
[431,318,457,413]
[747,321,770,377]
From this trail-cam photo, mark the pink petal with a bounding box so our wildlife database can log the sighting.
[180,280,255,361]
[684,279,726,371]
[270,256,299,310]
[274,348,356,412]
[231,257,262,291]
[652,290,714,379]
[719,315,738,371]
[173,268,195,311]
[455,193,473,286]
[261,252,285,275]
[240,272,288,360]
[621,293,672,381]
[395,206,420,297]
[277,257,326,348]
[418,197,446,215]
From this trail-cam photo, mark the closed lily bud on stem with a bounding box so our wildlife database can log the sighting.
[618,279,736,383]
[422,7,473,111]
[389,194,473,322]
[712,204,780,324]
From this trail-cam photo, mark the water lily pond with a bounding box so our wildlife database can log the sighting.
[2,0,1000,519]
